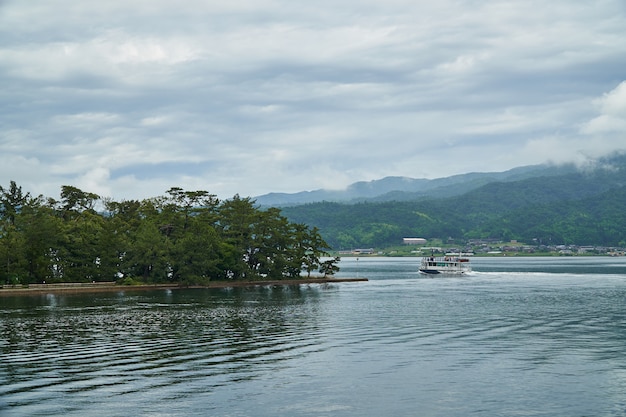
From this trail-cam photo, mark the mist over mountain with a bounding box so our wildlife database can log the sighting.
[254,162,580,206]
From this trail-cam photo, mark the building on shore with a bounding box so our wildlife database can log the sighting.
[338,248,376,255]
[403,238,427,245]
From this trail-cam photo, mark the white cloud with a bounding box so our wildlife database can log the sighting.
[582,81,626,134]
[1,0,626,199]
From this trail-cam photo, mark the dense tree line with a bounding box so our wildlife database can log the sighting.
[0,182,337,285]
[474,186,626,246]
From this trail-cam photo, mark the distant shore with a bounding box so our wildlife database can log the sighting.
[0,277,368,297]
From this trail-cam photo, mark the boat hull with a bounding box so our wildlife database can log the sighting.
[419,269,468,275]
[419,269,441,274]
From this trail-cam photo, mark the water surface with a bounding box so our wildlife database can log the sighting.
[2,257,626,416]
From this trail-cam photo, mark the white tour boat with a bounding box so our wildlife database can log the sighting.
[419,255,471,275]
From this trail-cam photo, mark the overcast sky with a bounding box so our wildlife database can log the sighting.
[2,1,626,201]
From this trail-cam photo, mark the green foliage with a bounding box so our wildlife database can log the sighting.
[319,257,341,277]
[0,184,334,284]
[118,277,142,286]
[280,161,626,249]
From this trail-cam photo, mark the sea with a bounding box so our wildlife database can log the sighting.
[2,256,626,417]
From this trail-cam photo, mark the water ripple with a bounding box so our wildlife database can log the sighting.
[3,267,626,416]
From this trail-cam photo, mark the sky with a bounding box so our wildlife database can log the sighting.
[2,0,626,201]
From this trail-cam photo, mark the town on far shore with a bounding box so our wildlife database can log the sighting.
[337,237,626,257]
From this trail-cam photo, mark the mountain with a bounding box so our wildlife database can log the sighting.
[277,153,626,249]
[254,163,579,206]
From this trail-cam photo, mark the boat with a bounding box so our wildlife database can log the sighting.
[419,255,471,275]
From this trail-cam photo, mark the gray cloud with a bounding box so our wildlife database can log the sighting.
[1,0,626,200]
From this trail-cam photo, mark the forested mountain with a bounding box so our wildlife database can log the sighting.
[279,154,626,249]
[255,163,579,206]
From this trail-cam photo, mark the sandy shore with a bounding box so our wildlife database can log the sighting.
[0,277,368,297]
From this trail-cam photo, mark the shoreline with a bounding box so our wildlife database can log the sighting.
[0,277,368,297]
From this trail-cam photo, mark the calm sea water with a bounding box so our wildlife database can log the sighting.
[2,257,626,417]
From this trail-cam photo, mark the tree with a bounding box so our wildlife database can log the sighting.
[0,221,26,284]
[0,184,43,284]
[59,185,100,218]
[319,257,341,277]
[292,225,330,277]
[125,219,170,282]
[170,217,222,284]
[17,197,63,283]
[217,195,260,279]
[0,181,30,225]
[0,185,342,284]
[55,209,106,282]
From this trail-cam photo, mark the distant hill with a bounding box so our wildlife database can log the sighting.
[254,163,579,206]
[277,153,626,249]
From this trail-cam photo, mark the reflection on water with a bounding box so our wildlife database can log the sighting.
[2,258,626,416]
